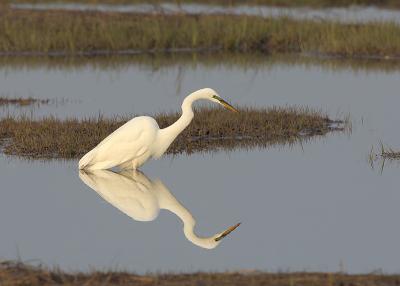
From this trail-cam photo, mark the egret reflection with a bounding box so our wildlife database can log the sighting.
[79,170,239,249]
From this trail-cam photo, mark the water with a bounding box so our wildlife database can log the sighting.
[0,54,400,273]
[11,2,400,24]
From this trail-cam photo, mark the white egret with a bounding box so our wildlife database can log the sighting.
[79,169,240,249]
[78,88,238,170]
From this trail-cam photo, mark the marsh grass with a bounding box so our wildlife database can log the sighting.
[0,97,50,107]
[1,260,400,286]
[0,107,343,159]
[1,10,400,57]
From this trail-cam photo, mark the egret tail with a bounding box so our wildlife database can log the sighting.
[78,148,97,169]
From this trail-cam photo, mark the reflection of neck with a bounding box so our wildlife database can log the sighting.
[158,189,218,249]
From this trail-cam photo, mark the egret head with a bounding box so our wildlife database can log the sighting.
[197,88,239,113]
[183,221,241,249]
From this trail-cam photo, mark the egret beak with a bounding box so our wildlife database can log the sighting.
[214,222,241,241]
[219,99,239,113]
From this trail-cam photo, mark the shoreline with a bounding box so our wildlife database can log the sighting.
[1,49,400,61]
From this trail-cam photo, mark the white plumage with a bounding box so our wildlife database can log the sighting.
[79,169,240,249]
[79,88,238,170]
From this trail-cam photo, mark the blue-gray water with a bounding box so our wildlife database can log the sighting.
[0,55,399,273]
[11,2,400,24]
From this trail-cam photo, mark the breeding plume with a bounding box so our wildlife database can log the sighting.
[79,170,240,249]
[79,88,238,170]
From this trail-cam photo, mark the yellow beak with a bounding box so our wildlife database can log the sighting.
[219,99,239,113]
[215,222,241,241]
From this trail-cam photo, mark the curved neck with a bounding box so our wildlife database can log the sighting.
[162,92,199,135]
[160,194,218,249]
[156,92,204,157]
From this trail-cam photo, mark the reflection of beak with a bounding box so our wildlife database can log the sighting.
[219,99,239,113]
[215,222,241,241]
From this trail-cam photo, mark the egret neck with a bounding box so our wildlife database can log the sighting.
[154,91,203,158]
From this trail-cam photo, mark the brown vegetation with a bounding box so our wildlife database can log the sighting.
[0,107,343,159]
[1,260,400,286]
[0,97,50,107]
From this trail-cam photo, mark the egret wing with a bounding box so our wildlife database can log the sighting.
[79,116,158,170]
[79,170,159,221]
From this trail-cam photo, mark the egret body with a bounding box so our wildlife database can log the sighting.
[78,88,237,170]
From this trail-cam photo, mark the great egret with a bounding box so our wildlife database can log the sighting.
[79,169,240,249]
[79,88,238,170]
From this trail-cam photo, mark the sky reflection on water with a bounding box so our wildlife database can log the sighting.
[79,169,240,249]
[0,54,399,273]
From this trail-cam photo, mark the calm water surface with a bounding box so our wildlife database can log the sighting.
[11,2,400,24]
[0,54,399,273]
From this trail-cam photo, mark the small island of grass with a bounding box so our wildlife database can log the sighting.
[0,106,344,159]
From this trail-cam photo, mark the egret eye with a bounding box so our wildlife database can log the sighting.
[212,95,220,100]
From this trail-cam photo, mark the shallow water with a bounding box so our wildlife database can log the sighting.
[0,54,400,273]
[11,2,400,24]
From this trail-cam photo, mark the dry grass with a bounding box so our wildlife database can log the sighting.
[1,260,400,286]
[0,10,400,58]
[0,97,50,107]
[0,107,342,159]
